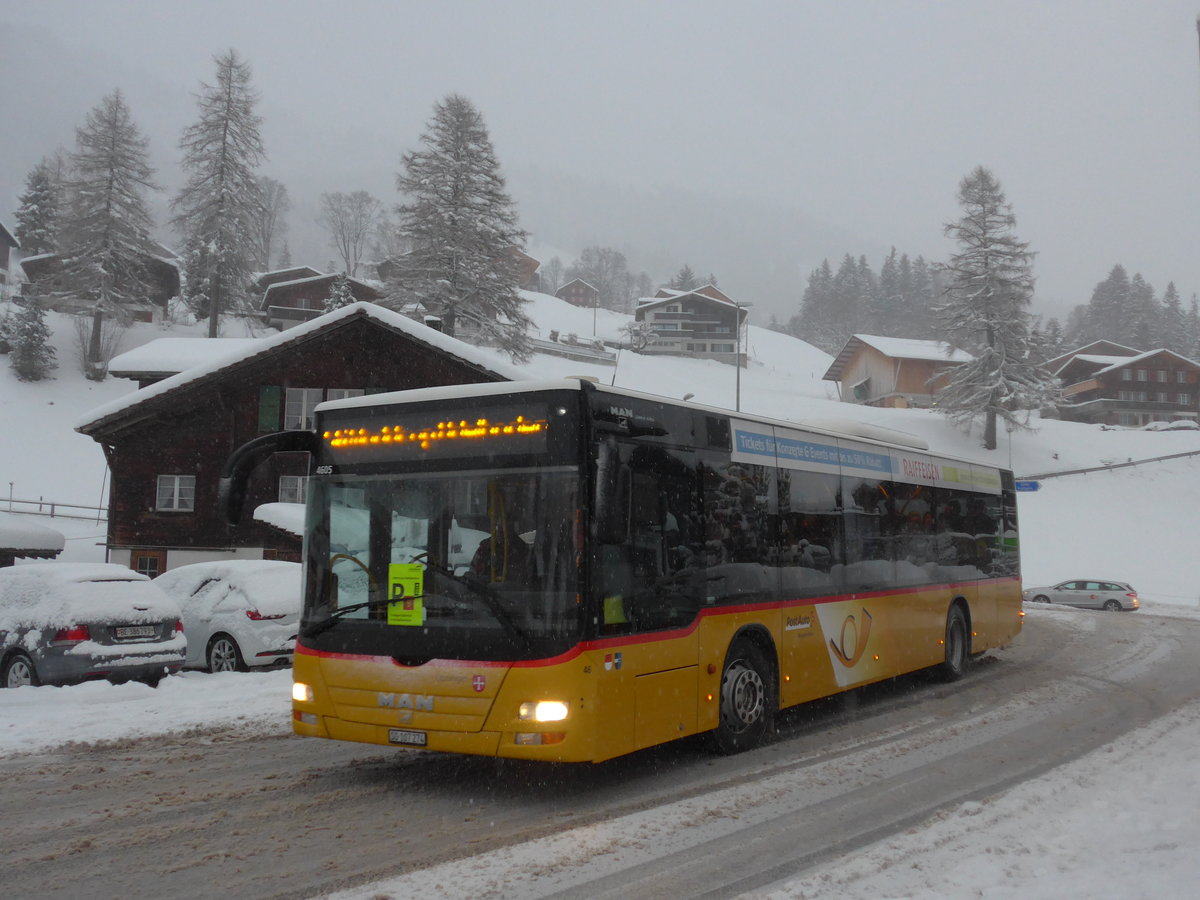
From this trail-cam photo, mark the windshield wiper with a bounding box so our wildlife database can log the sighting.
[302,601,374,637]
[425,566,533,652]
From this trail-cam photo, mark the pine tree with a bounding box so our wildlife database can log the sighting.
[171,49,266,338]
[9,298,56,381]
[1161,283,1185,354]
[324,273,355,311]
[57,89,159,378]
[934,166,1059,450]
[389,94,531,360]
[668,264,699,291]
[13,162,60,256]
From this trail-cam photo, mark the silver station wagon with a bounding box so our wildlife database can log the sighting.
[1022,580,1139,611]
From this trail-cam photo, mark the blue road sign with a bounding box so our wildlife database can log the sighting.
[1014,480,1040,492]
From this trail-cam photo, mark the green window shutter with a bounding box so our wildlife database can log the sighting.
[258,385,282,433]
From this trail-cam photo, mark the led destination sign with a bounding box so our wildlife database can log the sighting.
[322,406,550,460]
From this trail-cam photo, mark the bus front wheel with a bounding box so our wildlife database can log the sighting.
[939,605,969,682]
[710,638,773,754]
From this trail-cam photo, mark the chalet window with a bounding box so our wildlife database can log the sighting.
[285,388,324,429]
[711,342,735,353]
[279,475,308,504]
[1157,392,1170,402]
[133,553,164,578]
[1180,394,1191,405]
[156,475,195,511]
[1121,370,1132,381]
[326,388,365,402]
[1136,369,1148,381]
[1157,370,1168,383]
[1178,372,1188,384]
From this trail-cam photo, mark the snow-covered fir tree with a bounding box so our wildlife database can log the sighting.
[8,298,56,381]
[324,273,355,311]
[667,264,699,291]
[13,162,60,256]
[934,166,1060,450]
[389,94,532,360]
[55,89,159,379]
[171,50,266,337]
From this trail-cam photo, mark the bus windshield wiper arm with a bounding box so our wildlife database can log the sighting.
[427,566,533,651]
[303,601,373,637]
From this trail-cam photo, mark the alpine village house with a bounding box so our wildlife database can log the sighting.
[76,303,523,576]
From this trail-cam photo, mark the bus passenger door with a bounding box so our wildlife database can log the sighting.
[595,442,705,750]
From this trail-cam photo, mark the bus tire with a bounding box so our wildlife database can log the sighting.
[939,604,969,682]
[710,637,773,755]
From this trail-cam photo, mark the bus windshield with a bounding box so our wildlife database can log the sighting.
[302,467,582,658]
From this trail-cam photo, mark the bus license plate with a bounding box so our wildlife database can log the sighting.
[388,729,427,746]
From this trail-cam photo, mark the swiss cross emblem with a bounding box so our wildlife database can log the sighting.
[471,675,486,692]
[604,652,623,671]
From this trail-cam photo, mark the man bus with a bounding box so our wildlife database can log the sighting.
[222,378,1022,762]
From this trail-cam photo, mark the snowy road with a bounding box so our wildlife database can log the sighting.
[2,609,1197,900]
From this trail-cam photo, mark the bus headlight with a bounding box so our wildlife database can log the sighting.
[292,681,313,703]
[518,700,569,722]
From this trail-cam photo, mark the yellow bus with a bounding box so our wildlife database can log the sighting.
[222,379,1022,762]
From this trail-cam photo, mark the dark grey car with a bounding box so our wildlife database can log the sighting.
[1022,580,1139,611]
[0,563,187,687]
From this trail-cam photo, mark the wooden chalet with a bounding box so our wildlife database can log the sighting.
[633,284,748,365]
[823,334,972,408]
[19,247,181,322]
[76,302,524,576]
[1055,348,1200,427]
[260,273,383,330]
[0,222,18,301]
[555,278,599,309]
[509,247,541,290]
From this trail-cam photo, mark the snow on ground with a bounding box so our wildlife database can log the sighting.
[4,296,1200,897]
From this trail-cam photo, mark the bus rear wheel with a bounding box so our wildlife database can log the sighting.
[939,605,969,682]
[710,638,773,754]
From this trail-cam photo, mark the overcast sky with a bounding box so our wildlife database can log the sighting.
[3,0,1200,321]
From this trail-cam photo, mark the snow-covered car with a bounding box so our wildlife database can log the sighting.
[1022,580,1139,611]
[0,563,186,688]
[153,560,301,672]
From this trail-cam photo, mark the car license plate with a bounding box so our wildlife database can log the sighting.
[388,729,427,746]
[115,625,157,639]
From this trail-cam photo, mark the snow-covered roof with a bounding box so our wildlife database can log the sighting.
[0,512,65,555]
[0,221,18,249]
[1056,348,1200,379]
[75,302,528,434]
[253,502,306,537]
[823,334,971,382]
[855,335,972,362]
[108,338,263,379]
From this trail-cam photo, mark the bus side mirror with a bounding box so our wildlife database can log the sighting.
[594,440,630,544]
[220,430,321,525]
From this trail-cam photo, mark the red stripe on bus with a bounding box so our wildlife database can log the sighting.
[295,575,1018,665]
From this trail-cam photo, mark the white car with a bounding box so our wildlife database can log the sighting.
[0,563,185,688]
[1022,580,1139,611]
[154,560,301,672]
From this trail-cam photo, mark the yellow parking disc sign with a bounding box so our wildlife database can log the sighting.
[387,563,425,626]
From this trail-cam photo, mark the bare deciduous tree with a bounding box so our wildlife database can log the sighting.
[318,190,381,277]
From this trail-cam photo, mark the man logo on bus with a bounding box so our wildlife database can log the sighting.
[830,609,873,667]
